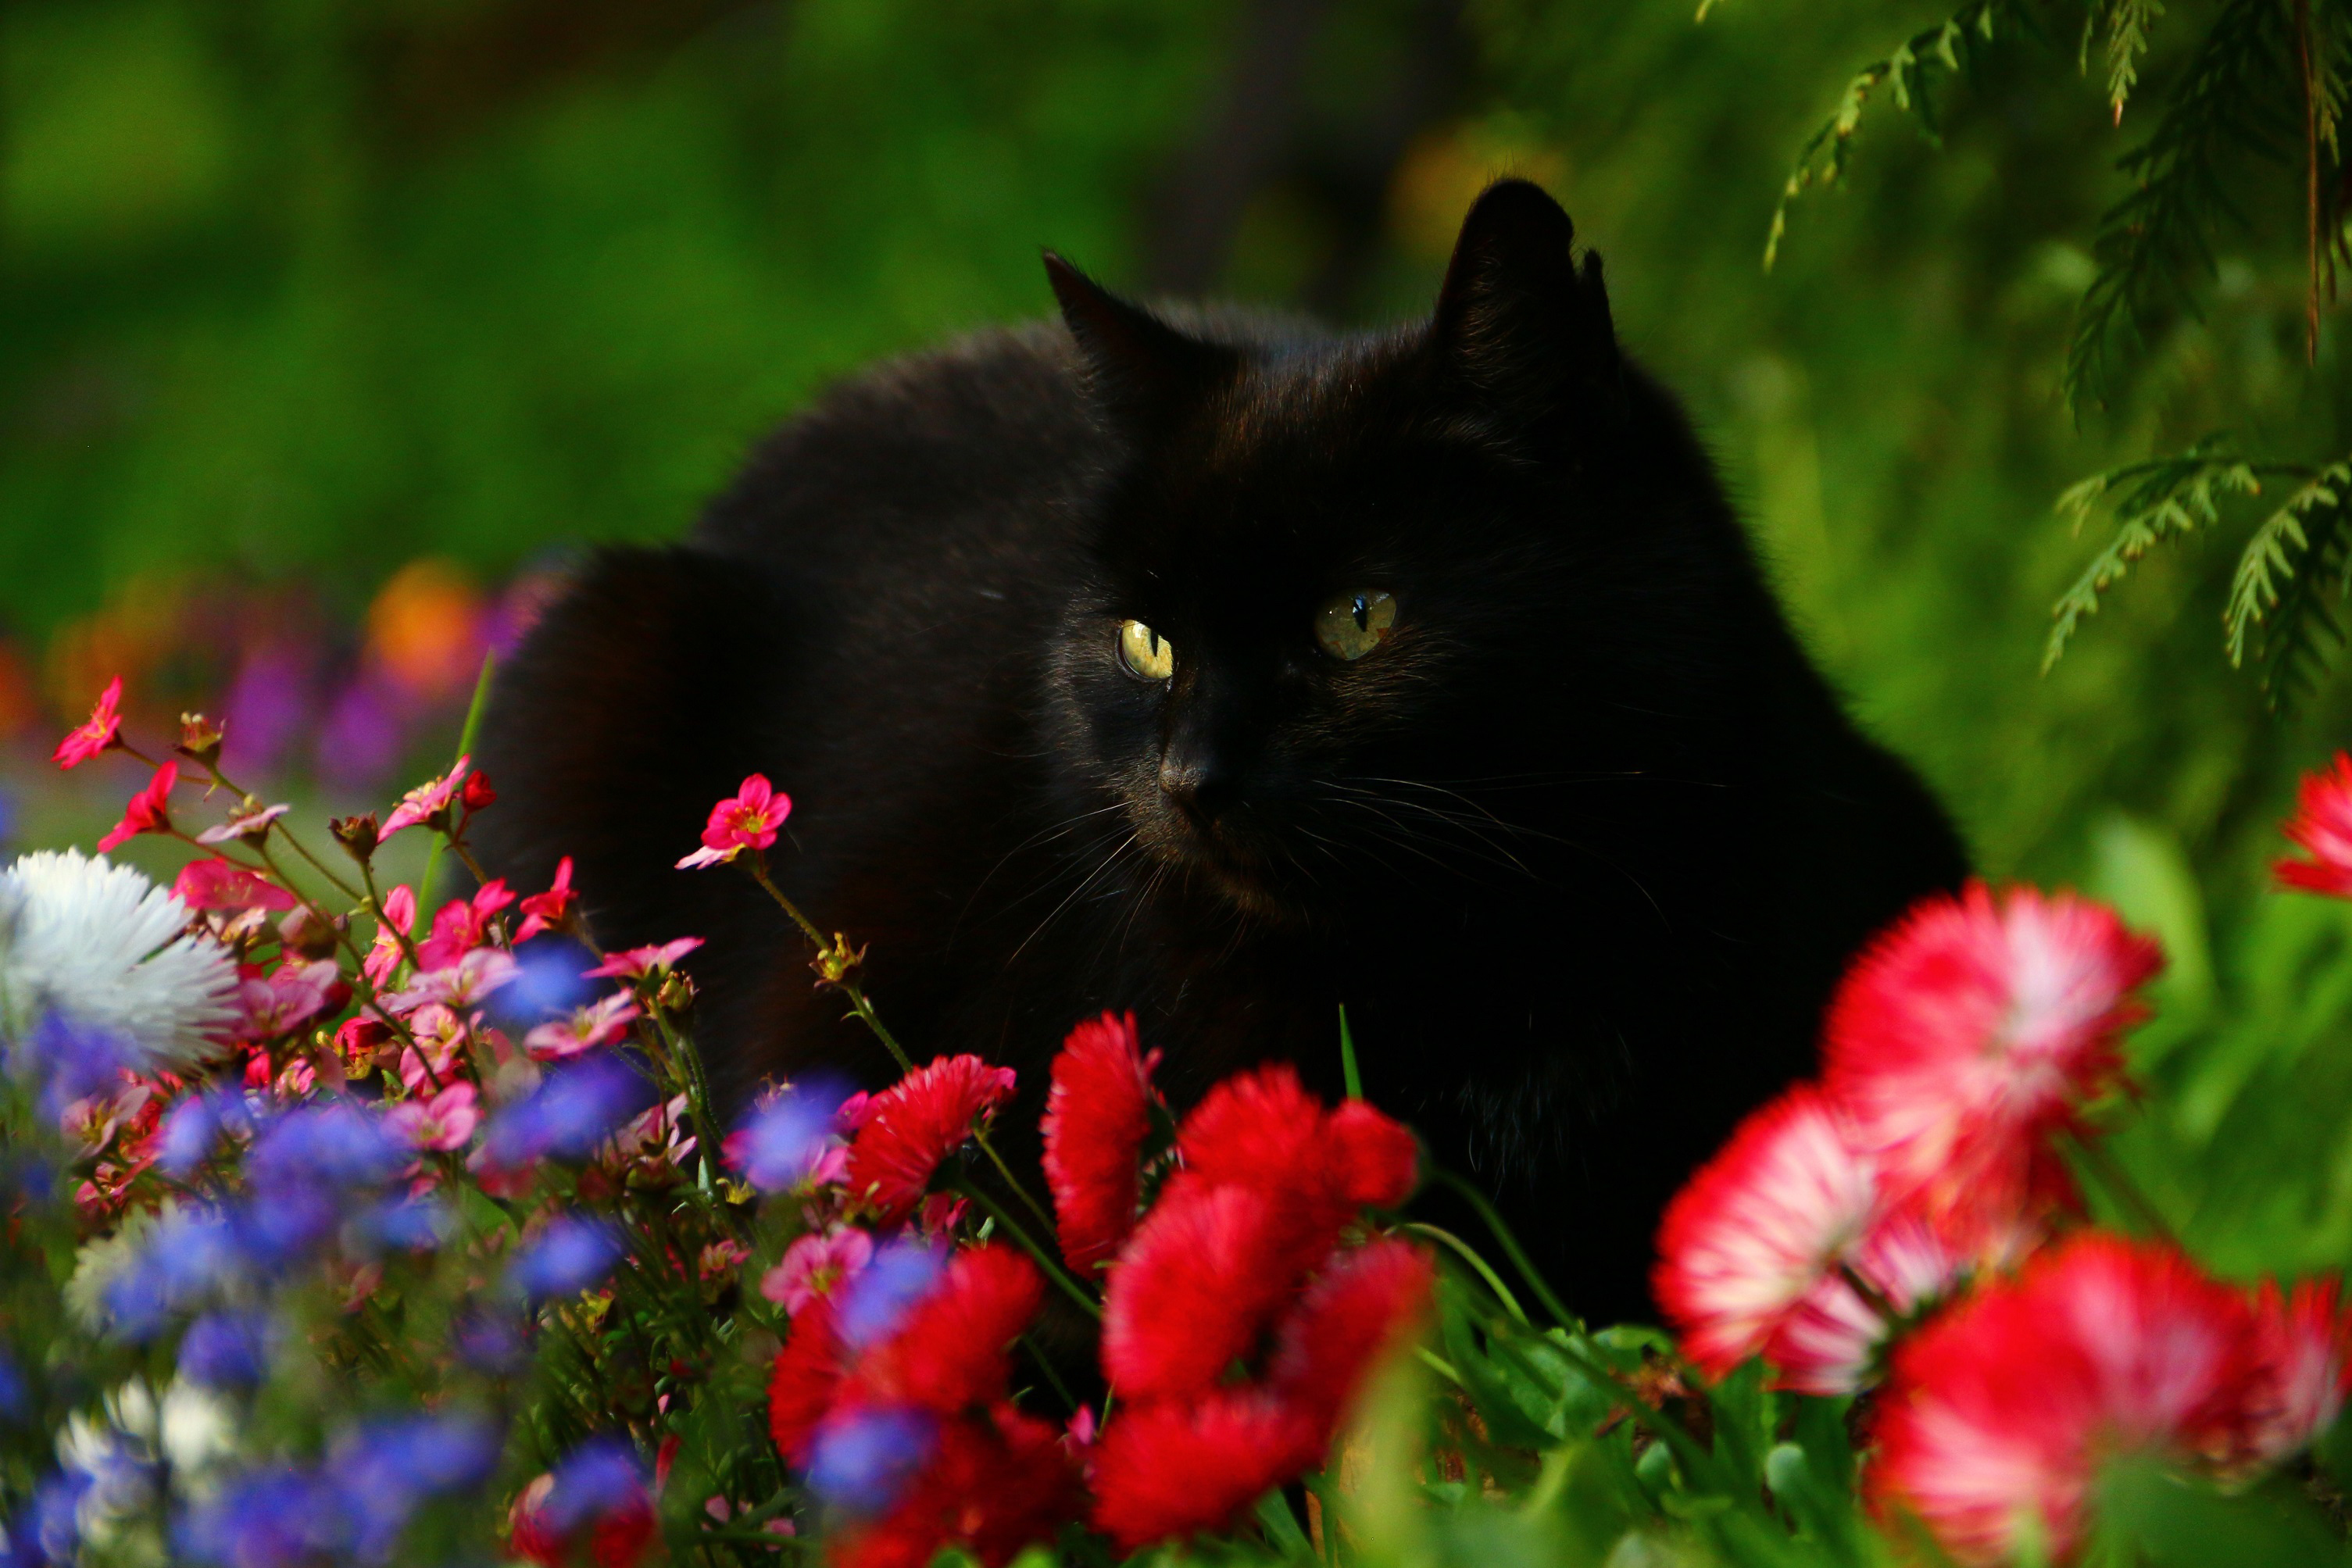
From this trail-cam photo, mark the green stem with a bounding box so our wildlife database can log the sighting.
[1339,1003,1362,1100]
[422,649,497,908]
[1430,1167,1578,1331]
[2067,1130,2179,1245]
[949,1178,1101,1320]
[1403,1222,1528,1324]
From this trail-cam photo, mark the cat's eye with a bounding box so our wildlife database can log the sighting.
[1314,591,1397,662]
[1117,619,1175,680]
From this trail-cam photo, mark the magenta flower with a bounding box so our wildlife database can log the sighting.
[237,959,346,1039]
[380,756,472,841]
[416,881,515,972]
[382,948,520,1014]
[762,1228,876,1315]
[173,859,298,914]
[98,762,177,854]
[517,856,577,943]
[195,803,290,846]
[524,993,642,1063]
[397,1005,469,1092]
[364,885,417,988]
[385,1083,480,1152]
[676,776,792,870]
[583,937,705,982]
[54,676,123,770]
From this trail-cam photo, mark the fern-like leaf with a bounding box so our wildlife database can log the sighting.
[2045,438,2275,670]
[2084,0,2166,120]
[2226,455,2352,704]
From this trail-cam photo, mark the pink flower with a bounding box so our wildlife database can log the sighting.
[524,993,642,1062]
[842,1054,1017,1226]
[172,858,298,913]
[398,1004,470,1091]
[676,775,792,870]
[1868,1234,2261,1565]
[1654,1084,1959,1394]
[384,1082,480,1152]
[237,959,346,1039]
[364,885,417,988]
[380,755,472,841]
[2247,1277,2352,1463]
[761,1227,877,1316]
[381,948,520,1013]
[98,762,177,854]
[2276,754,2352,898]
[195,802,289,845]
[517,856,578,942]
[416,880,515,972]
[1042,1012,1162,1273]
[582,938,704,982]
[54,676,123,770]
[1823,882,2162,1245]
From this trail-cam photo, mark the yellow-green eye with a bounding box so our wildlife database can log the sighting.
[1314,591,1396,662]
[1118,619,1174,680]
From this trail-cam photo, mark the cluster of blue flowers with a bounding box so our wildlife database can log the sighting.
[177,1413,502,1566]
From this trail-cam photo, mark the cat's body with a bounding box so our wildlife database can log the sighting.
[477,182,1966,1323]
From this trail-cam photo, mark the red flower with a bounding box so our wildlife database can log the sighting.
[1867,1233,2260,1565]
[381,755,473,840]
[845,1245,1044,1416]
[1823,882,2161,1244]
[1178,1064,1419,1250]
[2276,753,2352,898]
[677,773,792,869]
[1654,1084,1958,1393]
[844,1055,1017,1226]
[507,1466,657,1568]
[1041,1012,1161,1273]
[1101,1180,1299,1402]
[2247,1277,2352,1463]
[98,762,177,853]
[416,880,516,971]
[55,676,125,770]
[1267,1236,1435,1427]
[835,1405,1085,1568]
[171,858,298,913]
[582,937,704,981]
[517,855,578,942]
[461,770,498,811]
[770,1299,847,1463]
[1089,1391,1325,1552]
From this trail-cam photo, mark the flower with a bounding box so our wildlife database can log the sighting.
[325,1411,502,1563]
[384,1082,479,1152]
[363,885,416,988]
[509,1438,656,1568]
[843,1054,1017,1225]
[2276,753,2352,897]
[1867,1233,2261,1565]
[381,948,520,1013]
[1102,1180,1299,1402]
[1653,1084,1957,1393]
[0,850,237,1074]
[195,802,289,845]
[841,1245,1042,1415]
[97,762,178,854]
[1822,882,2162,1242]
[770,1300,848,1464]
[234,959,346,1039]
[676,774,792,869]
[523,992,640,1062]
[479,1055,656,1169]
[171,859,298,913]
[581,936,705,981]
[509,1216,624,1304]
[726,1078,854,1191]
[179,1310,273,1389]
[1090,1391,1325,1552]
[517,856,577,942]
[807,1407,939,1519]
[1178,1065,1420,1242]
[2247,1277,2352,1463]
[379,755,473,841]
[415,880,516,972]
[763,1227,875,1315]
[1042,1011,1161,1273]
[1265,1237,1436,1427]
[53,676,123,769]
[396,1003,468,1091]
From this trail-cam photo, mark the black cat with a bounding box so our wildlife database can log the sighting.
[476,180,1966,1325]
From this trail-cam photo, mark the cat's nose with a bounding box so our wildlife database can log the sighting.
[1158,750,1233,824]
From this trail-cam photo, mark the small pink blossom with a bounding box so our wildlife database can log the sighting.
[398,1004,469,1091]
[583,937,705,982]
[605,1093,697,1171]
[381,948,520,1013]
[385,1083,480,1152]
[699,1238,751,1283]
[98,762,177,854]
[760,1227,874,1315]
[237,959,346,1039]
[416,880,515,972]
[195,802,290,845]
[676,775,792,870]
[380,755,472,841]
[53,676,123,770]
[524,993,642,1062]
[364,885,418,988]
[517,856,577,943]
[173,858,298,913]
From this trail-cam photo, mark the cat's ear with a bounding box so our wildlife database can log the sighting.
[1044,252,1234,423]
[1428,179,1620,428]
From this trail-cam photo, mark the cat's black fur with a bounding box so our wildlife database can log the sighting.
[475,180,1967,1325]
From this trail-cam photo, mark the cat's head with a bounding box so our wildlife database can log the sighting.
[1043,180,1747,921]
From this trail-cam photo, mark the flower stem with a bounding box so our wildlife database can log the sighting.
[2066,1130,2179,1246]
[421,649,497,907]
[1429,1167,1578,1331]
[949,1177,1101,1320]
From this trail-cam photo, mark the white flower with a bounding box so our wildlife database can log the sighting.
[0,849,237,1073]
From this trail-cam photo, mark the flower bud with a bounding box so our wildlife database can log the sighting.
[177,713,224,766]
[279,905,345,961]
[331,813,381,864]
[461,771,499,812]
[655,970,697,1014]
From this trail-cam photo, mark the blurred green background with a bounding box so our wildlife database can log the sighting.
[5,0,2350,895]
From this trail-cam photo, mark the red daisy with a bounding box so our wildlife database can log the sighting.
[843,1055,1017,1227]
[2276,753,2352,898]
[1177,1063,1419,1252]
[1089,1390,1326,1552]
[769,1298,847,1464]
[845,1245,1044,1416]
[1266,1235,1435,1427]
[1823,881,2162,1242]
[53,675,124,770]
[1041,1011,1161,1273]
[98,761,177,854]
[833,1405,1085,1568]
[2246,1277,2352,1464]
[1868,1233,2260,1565]
[1100,1178,1299,1402]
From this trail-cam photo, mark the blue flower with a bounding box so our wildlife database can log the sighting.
[103,1206,244,1341]
[176,1466,336,1567]
[350,1194,450,1255]
[806,1406,935,1517]
[2,1470,88,1566]
[178,1312,271,1390]
[244,1101,402,1195]
[508,1216,624,1304]
[230,1188,341,1270]
[536,1437,649,1534]
[325,1410,500,1563]
[481,937,597,1030]
[834,1238,946,1348]
[727,1077,852,1192]
[13,1015,134,1123]
[0,1345,27,1424]
[481,1055,653,1167]
[155,1091,250,1180]
[452,1306,531,1374]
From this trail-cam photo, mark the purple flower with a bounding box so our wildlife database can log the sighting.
[156,1091,248,1180]
[352,1194,450,1255]
[806,1406,935,1516]
[13,1015,134,1121]
[326,1411,500,1562]
[7,1470,88,1566]
[536,1438,649,1533]
[244,1101,402,1195]
[230,1188,341,1270]
[509,1216,623,1304]
[724,1077,852,1192]
[104,1206,244,1340]
[177,1466,334,1567]
[481,1055,653,1167]
[481,937,598,1031]
[833,1239,947,1349]
[179,1312,271,1389]
[0,1346,26,1423]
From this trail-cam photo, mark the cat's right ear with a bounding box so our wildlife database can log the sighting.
[1428,179,1621,434]
[1044,252,1233,425]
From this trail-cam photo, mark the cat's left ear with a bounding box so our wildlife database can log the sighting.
[1044,252,1235,426]
[1428,179,1621,430]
